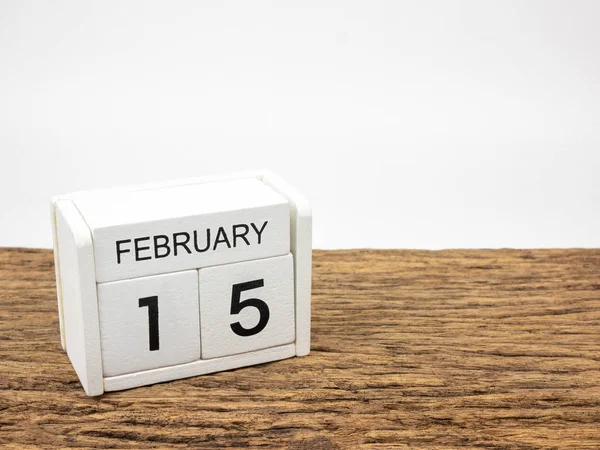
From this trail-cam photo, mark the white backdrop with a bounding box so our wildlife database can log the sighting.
[1,1,599,249]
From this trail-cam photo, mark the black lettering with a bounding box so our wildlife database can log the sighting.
[116,239,131,264]
[230,279,269,337]
[251,221,268,244]
[118,223,267,263]
[173,232,192,256]
[213,226,232,250]
[139,296,159,351]
[134,237,152,261]
[154,235,170,259]
[193,229,211,253]
[232,224,250,247]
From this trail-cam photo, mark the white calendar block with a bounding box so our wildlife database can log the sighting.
[97,270,201,377]
[72,178,290,283]
[199,254,295,359]
[51,171,312,396]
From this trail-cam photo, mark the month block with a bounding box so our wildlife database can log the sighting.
[98,270,201,377]
[73,178,290,283]
[51,171,312,396]
[199,254,295,359]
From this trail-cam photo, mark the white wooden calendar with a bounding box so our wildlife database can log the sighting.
[50,171,312,396]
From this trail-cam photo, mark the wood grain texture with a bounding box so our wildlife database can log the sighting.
[1,248,599,449]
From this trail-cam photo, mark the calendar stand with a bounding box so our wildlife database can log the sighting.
[51,171,312,396]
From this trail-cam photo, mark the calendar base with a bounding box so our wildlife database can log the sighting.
[104,343,296,392]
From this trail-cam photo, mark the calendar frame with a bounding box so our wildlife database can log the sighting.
[51,171,312,395]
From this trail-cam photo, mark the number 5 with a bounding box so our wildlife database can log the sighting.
[230,279,270,337]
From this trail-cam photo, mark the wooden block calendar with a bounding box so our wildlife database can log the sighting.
[50,171,312,396]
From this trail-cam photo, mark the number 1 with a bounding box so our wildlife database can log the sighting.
[139,296,159,351]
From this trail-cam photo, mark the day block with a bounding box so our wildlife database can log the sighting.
[51,171,312,396]
[199,254,295,359]
[98,270,201,377]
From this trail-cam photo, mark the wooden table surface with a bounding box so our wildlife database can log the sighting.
[1,248,599,449]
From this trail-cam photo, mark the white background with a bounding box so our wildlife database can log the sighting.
[1,1,599,249]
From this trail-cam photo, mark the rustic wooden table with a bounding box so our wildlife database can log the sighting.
[1,248,599,448]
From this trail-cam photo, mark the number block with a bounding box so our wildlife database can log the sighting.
[199,254,295,359]
[98,271,201,377]
[51,171,312,396]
